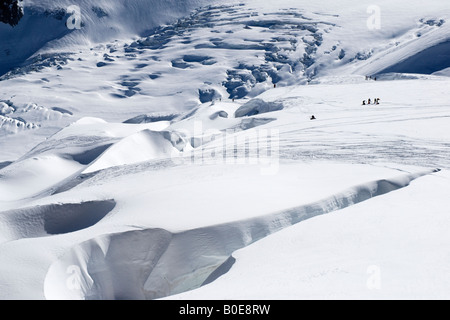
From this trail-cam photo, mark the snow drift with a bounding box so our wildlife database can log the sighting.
[44,169,438,300]
[83,129,183,174]
[0,200,116,243]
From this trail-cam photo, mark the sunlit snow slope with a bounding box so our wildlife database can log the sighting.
[0,0,449,300]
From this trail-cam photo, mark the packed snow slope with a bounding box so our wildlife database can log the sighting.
[0,0,449,300]
[170,168,450,300]
[1,0,449,161]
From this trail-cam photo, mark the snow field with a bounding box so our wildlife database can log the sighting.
[169,169,450,300]
[0,0,449,300]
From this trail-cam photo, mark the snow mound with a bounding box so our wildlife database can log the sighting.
[23,103,73,121]
[0,154,82,201]
[83,129,182,174]
[44,168,437,300]
[123,114,178,124]
[0,117,176,201]
[0,115,40,134]
[235,99,284,117]
[0,200,116,243]
[0,102,15,115]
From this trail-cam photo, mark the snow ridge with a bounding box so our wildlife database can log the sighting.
[0,200,116,242]
[44,168,438,300]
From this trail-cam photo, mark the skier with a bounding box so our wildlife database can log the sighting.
[368,98,371,105]
[310,115,316,120]
[362,100,366,106]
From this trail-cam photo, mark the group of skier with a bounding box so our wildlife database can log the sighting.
[362,98,381,106]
